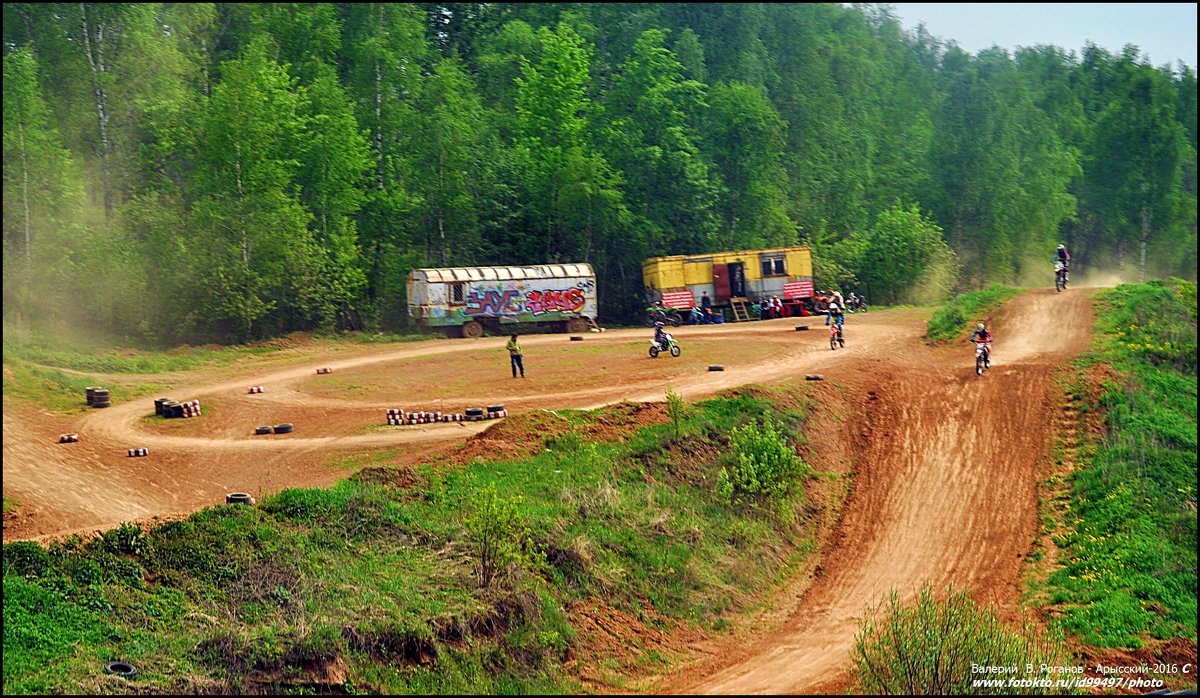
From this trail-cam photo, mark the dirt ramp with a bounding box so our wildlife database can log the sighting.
[674,362,1054,694]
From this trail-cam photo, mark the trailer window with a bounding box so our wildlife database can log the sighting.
[451,282,465,305]
[760,255,786,277]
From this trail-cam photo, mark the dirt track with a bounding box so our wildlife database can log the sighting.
[2,289,1094,692]
[658,288,1094,694]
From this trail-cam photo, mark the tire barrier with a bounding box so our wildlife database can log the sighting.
[127,447,149,457]
[805,374,824,381]
[384,406,504,426]
[59,433,80,443]
[105,661,137,678]
[91,388,111,408]
[795,325,809,331]
[570,335,584,341]
[157,398,201,418]
[273,423,294,434]
[248,386,265,394]
[708,365,725,371]
[316,367,332,375]
[226,492,253,505]
[254,426,273,435]
[86,387,103,406]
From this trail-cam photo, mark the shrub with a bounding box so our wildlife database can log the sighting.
[3,542,53,579]
[853,586,1078,695]
[665,387,688,440]
[716,414,807,502]
[464,485,530,588]
[100,522,149,556]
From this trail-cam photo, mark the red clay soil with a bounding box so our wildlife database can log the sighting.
[3,289,1117,693]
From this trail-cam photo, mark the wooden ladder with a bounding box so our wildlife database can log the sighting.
[729,298,750,322]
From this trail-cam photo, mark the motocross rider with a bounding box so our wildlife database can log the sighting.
[653,321,668,349]
[969,322,993,364]
[1055,244,1071,284]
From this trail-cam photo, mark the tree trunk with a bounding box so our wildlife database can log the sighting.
[18,122,32,262]
[80,3,114,220]
[1139,205,1149,283]
[374,60,384,190]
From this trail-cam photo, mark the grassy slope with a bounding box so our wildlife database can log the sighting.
[1038,279,1197,648]
[3,386,836,694]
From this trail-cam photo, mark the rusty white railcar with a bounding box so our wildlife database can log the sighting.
[406,264,597,338]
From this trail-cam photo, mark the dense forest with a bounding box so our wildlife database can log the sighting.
[3,3,1196,344]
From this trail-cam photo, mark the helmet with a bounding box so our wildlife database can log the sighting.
[1057,244,1065,250]
[977,323,985,330]
[655,321,664,327]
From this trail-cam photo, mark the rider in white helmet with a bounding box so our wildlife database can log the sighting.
[969,322,993,365]
[1055,244,1071,284]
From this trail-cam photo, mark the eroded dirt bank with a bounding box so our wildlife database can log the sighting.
[657,289,1094,694]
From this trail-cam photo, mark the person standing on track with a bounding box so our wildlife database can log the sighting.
[506,333,525,378]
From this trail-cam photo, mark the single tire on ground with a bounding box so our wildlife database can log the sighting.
[273,423,294,434]
[105,661,137,678]
[708,365,725,371]
[570,335,583,341]
[254,426,273,435]
[226,493,253,505]
[805,374,824,381]
[795,325,809,331]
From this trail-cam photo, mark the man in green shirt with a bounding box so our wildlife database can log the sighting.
[506,334,525,378]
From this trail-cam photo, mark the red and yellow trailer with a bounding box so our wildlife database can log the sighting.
[642,246,816,316]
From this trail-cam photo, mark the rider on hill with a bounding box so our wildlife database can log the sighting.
[1055,244,1071,284]
[969,322,993,363]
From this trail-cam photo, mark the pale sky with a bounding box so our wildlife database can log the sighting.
[883,3,1197,70]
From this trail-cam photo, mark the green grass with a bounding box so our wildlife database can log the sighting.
[1044,279,1197,648]
[925,284,1021,342]
[2,386,825,694]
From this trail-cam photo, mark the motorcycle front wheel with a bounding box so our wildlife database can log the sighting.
[669,345,681,358]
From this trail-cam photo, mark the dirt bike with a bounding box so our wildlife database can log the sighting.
[975,341,991,375]
[644,305,684,327]
[649,333,681,358]
[829,322,845,350]
[1054,261,1068,293]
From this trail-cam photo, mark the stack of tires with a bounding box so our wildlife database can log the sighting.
[248,386,265,394]
[404,410,442,425]
[487,404,507,419]
[127,448,149,457]
[87,387,111,408]
[59,433,80,443]
[386,408,405,426]
[156,398,201,418]
[464,407,485,422]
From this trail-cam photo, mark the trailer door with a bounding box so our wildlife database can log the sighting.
[713,264,731,301]
[728,262,746,298]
